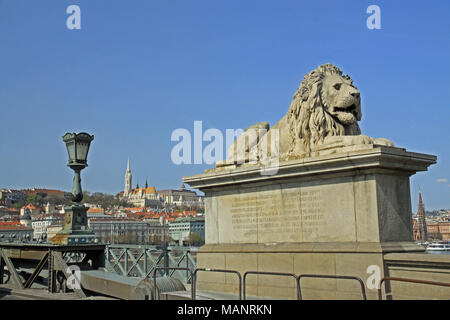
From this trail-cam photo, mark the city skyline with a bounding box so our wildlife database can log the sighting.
[0,1,449,212]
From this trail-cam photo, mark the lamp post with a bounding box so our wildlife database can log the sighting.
[51,132,98,245]
[63,132,93,202]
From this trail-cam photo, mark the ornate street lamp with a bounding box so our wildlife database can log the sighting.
[62,132,94,202]
[52,132,98,245]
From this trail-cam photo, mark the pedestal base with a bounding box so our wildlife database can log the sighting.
[184,145,436,299]
[196,242,424,299]
[51,205,98,245]
[51,232,98,245]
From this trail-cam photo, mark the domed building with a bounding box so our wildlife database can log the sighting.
[20,208,32,228]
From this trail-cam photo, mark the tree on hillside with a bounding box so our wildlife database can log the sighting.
[82,191,132,210]
[26,193,37,204]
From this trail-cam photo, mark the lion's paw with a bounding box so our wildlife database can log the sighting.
[347,135,373,145]
[373,138,394,147]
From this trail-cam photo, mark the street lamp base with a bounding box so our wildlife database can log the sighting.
[51,233,98,245]
[51,205,99,245]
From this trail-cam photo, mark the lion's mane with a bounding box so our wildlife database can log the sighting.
[286,64,361,155]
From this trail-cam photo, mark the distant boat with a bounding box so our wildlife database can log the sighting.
[426,242,450,251]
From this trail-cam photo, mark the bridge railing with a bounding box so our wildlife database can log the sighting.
[378,276,450,300]
[104,244,197,283]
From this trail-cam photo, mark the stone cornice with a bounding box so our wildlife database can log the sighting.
[198,242,425,254]
[184,146,436,190]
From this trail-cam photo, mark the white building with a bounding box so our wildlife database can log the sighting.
[169,217,205,245]
[31,214,64,240]
[158,184,204,207]
[88,218,169,244]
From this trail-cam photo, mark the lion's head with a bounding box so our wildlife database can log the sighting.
[287,63,362,153]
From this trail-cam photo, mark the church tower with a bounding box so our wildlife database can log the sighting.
[416,192,428,242]
[124,158,132,197]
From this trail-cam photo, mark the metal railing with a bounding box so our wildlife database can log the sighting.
[298,274,367,300]
[104,244,196,283]
[147,267,369,300]
[103,245,450,300]
[193,268,242,300]
[243,271,300,300]
[63,251,86,263]
[378,276,450,300]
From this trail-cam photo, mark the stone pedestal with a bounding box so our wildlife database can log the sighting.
[51,205,97,245]
[184,145,436,299]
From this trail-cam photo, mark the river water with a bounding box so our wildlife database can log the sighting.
[426,251,450,255]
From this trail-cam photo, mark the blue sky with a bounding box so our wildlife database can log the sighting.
[0,0,449,211]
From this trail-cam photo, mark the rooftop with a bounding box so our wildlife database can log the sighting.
[0,222,32,231]
[130,187,157,195]
[87,207,105,214]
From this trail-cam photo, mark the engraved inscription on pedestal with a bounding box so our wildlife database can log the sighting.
[231,196,258,237]
[300,190,326,241]
[225,187,327,243]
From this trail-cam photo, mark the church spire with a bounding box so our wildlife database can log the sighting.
[417,191,427,241]
[145,178,148,188]
[124,158,132,197]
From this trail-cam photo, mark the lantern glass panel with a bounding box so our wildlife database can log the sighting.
[76,142,90,162]
[66,141,76,162]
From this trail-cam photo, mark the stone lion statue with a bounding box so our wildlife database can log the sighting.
[219,63,393,167]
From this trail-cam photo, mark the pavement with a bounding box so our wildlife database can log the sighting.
[162,285,279,300]
[0,284,116,300]
[0,292,33,300]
